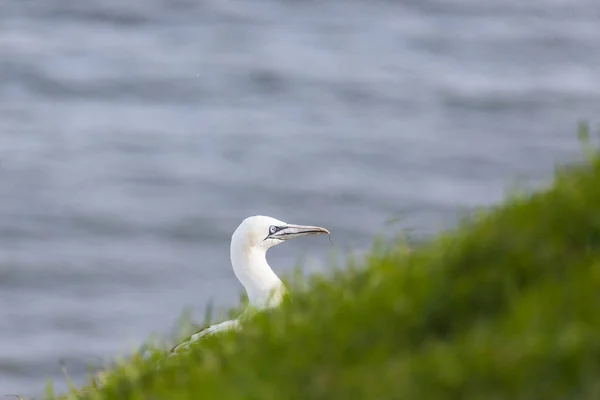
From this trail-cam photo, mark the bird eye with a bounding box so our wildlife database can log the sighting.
[269,225,277,234]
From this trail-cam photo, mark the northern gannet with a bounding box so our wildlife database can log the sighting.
[171,215,330,353]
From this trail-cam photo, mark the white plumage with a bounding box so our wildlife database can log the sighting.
[171,215,330,353]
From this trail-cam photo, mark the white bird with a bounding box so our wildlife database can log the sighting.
[171,215,330,353]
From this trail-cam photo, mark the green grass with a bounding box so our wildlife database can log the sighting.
[46,127,600,399]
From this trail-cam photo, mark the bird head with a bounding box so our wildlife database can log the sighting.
[232,215,330,252]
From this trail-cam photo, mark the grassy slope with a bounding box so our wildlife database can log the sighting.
[52,143,600,399]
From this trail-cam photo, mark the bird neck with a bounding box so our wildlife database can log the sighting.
[230,246,285,309]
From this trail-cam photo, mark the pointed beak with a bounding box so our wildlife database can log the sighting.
[268,224,330,241]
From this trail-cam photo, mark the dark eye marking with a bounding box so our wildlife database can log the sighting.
[264,225,287,241]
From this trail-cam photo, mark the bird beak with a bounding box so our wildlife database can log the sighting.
[269,224,330,240]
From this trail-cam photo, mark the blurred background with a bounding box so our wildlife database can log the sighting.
[1,0,599,395]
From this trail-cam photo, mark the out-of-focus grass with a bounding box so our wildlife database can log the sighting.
[42,126,600,399]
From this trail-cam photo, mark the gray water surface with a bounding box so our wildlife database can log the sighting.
[1,0,599,395]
